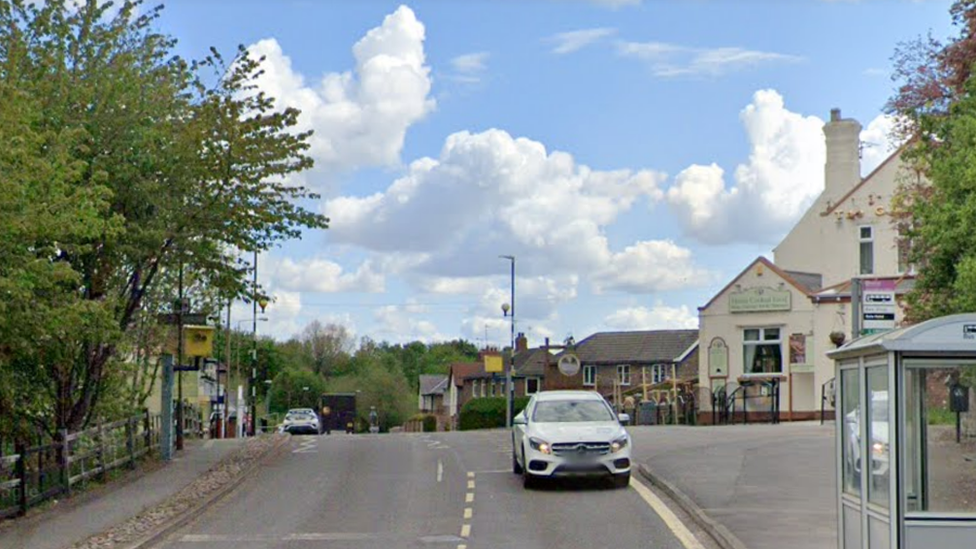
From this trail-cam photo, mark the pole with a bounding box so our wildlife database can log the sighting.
[506,257,515,428]
[671,363,678,424]
[160,354,174,461]
[222,300,231,439]
[250,250,258,437]
[851,277,862,340]
[176,261,184,451]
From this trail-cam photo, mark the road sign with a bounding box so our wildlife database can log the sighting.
[157,313,209,326]
[862,280,896,333]
[557,354,581,376]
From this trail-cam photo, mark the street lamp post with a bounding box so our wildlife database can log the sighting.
[499,255,515,429]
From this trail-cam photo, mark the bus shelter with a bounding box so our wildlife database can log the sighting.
[828,314,976,549]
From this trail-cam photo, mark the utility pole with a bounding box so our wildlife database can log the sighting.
[250,250,258,436]
[500,255,515,429]
[176,261,185,451]
[223,300,231,439]
[851,277,862,340]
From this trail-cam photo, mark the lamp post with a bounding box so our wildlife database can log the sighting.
[499,254,515,429]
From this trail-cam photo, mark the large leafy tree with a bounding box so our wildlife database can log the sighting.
[888,0,976,321]
[0,0,327,435]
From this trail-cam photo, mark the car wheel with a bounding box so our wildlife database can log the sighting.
[512,451,523,474]
[611,472,631,489]
[521,447,538,489]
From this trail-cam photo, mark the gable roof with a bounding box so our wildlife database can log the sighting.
[821,143,909,216]
[699,256,818,312]
[419,374,448,396]
[448,362,484,386]
[513,348,553,376]
[573,330,699,365]
[784,270,823,293]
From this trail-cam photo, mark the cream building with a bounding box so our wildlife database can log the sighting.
[698,109,917,422]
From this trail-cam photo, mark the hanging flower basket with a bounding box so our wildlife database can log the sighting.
[829,331,846,347]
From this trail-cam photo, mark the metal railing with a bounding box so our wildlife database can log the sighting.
[713,380,781,425]
[0,410,161,521]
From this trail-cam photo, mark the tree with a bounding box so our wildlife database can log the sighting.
[888,1,976,321]
[0,0,328,434]
[267,368,326,415]
[299,320,353,377]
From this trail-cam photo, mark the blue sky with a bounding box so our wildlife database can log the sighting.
[157,0,953,346]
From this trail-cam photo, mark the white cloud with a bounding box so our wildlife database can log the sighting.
[863,67,887,77]
[451,51,491,83]
[666,89,826,244]
[618,41,801,77]
[604,303,699,331]
[269,257,385,293]
[594,241,715,293]
[324,128,708,295]
[373,303,446,343]
[248,6,435,184]
[860,114,900,175]
[548,28,617,55]
[666,91,903,244]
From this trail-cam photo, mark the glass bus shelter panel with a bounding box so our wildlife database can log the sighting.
[842,368,862,498]
[867,366,891,509]
[904,364,976,514]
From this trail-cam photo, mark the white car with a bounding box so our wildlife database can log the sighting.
[282,408,321,435]
[845,391,890,478]
[512,391,632,489]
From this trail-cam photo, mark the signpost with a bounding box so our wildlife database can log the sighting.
[862,280,897,335]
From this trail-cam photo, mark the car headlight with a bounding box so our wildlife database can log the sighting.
[529,437,552,455]
[611,436,629,453]
[872,441,888,456]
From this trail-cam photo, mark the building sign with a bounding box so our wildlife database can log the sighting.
[789,333,813,373]
[484,355,503,373]
[862,280,896,335]
[729,287,792,313]
[708,338,728,378]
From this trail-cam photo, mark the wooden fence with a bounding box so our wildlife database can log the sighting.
[0,410,162,520]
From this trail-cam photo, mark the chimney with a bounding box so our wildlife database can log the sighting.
[823,108,862,200]
[516,332,528,352]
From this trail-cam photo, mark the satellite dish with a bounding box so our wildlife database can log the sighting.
[557,354,581,377]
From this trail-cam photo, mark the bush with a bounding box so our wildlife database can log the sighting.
[422,414,437,432]
[459,397,530,431]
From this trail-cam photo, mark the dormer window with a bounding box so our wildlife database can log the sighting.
[859,225,874,275]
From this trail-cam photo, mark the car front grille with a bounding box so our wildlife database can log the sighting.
[551,442,611,457]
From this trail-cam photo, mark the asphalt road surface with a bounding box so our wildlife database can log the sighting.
[154,431,706,549]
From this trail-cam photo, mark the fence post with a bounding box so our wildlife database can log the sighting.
[59,429,70,497]
[15,441,27,517]
[143,409,151,454]
[96,422,107,482]
[126,416,136,470]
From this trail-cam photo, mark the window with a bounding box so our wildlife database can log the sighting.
[859,225,874,275]
[743,328,783,374]
[866,366,889,508]
[652,364,668,384]
[490,380,496,397]
[533,400,614,422]
[618,364,631,386]
[841,368,861,497]
[526,377,540,394]
[583,365,596,386]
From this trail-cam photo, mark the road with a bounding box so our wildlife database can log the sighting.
[153,431,710,549]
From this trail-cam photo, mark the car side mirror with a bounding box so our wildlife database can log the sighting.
[617,413,630,425]
[513,414,527,425]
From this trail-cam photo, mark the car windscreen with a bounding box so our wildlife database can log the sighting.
[532,400,614,423]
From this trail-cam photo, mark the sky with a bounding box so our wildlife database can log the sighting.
[154,0,955,348]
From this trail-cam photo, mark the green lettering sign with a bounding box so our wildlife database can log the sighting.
[729,288,792,313]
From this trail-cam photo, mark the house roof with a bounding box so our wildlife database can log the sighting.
[784,270,823,293]
[699,256,818,311]
[419,374,448,396]
[448,362,484,386]
[811,276,916,303]
[513,348,553,376]
[573,330,699,365]
[820,143,909,216]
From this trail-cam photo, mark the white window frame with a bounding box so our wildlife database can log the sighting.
[742,327,784,376]
[489,380,496,397]
[526,377,540,395]
[652,364,668,384]
[583,365,596,386]
[618,364,631,386]
[859,225,874,275]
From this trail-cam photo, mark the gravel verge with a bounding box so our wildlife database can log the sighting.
[68,434,288,549]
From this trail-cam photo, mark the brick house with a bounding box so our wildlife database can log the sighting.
[543,330,700,408]
[418,374,448,429]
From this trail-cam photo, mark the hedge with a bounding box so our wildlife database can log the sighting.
[459,396,530,431]
[422,414,437,432]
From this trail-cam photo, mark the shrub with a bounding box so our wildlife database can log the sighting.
[459,397,530,430]
[422,414,437,432]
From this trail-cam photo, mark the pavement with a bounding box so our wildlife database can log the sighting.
[629,422,837,549]
[0,438,243,549]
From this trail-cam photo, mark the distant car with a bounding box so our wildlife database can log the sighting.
[512,390,632,489]
[282,408,321,435]
[845,391,889,478]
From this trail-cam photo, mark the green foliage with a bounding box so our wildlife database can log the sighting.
[459,397,530,431]
[267,368,327,414]
[0,0,328,436]
[326,349,415,431]
[422,414,437,432]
